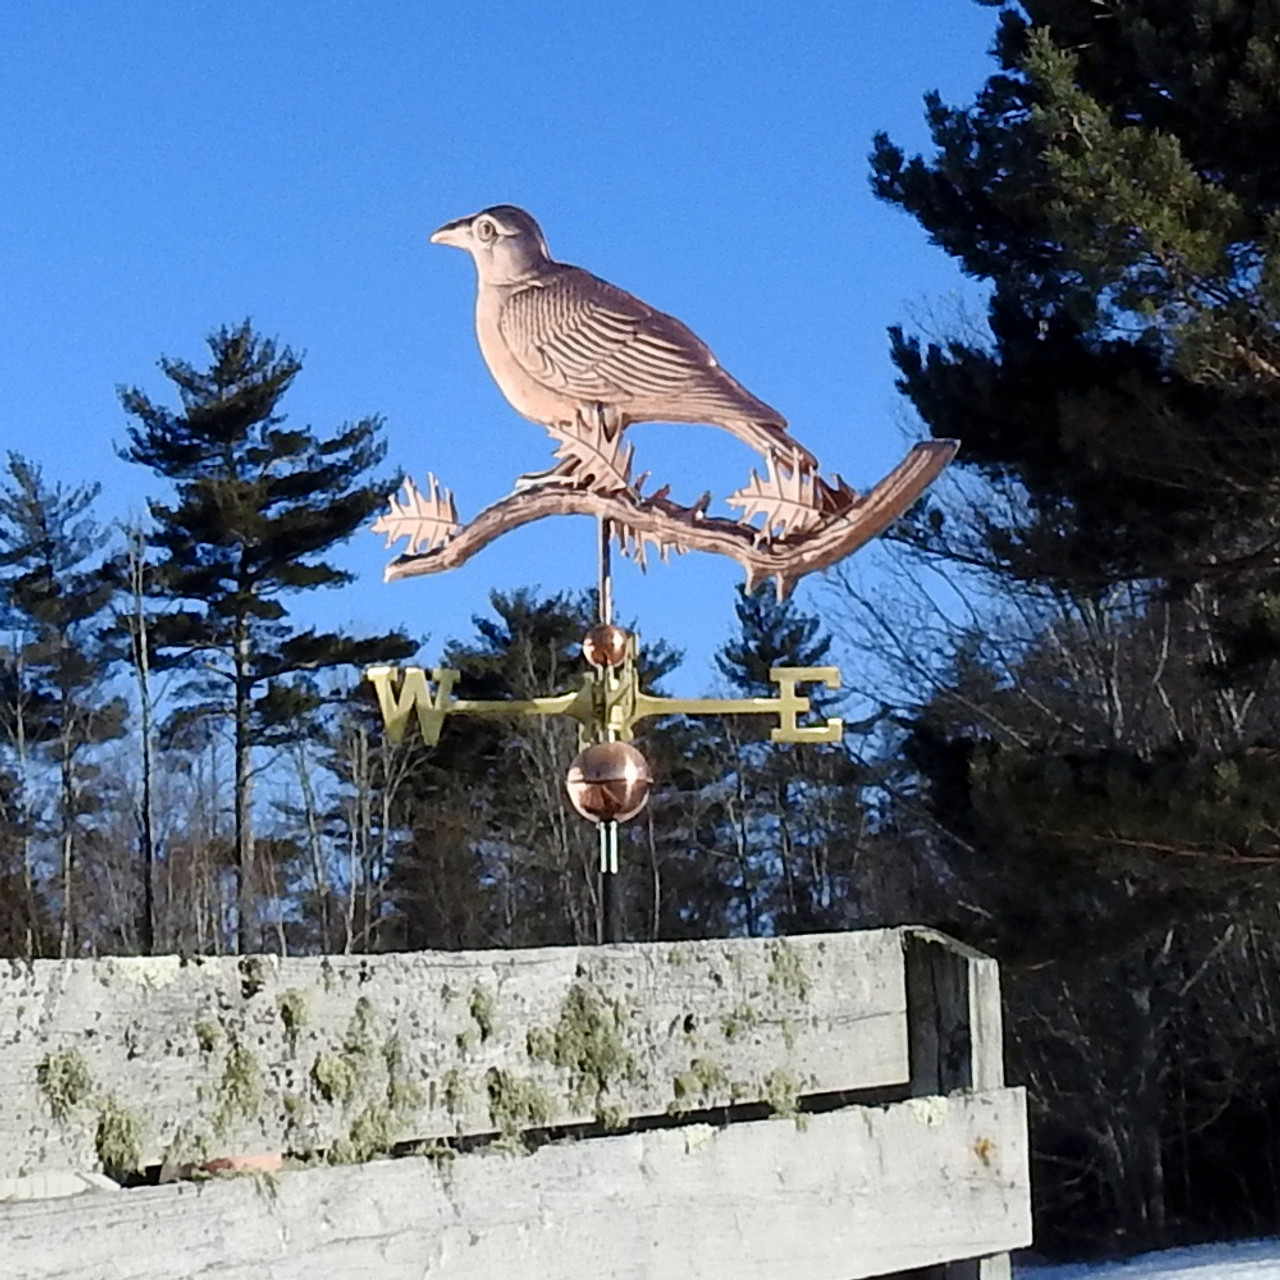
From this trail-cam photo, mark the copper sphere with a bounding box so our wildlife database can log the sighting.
[582,623,631,669]
[566,742,652,823]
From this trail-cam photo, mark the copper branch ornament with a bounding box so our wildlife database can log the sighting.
[378,439,955,599]
[371,204,957,597]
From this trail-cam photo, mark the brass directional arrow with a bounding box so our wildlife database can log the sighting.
[365,636,841,750]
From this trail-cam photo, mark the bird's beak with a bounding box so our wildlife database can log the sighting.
[430,217,471,248]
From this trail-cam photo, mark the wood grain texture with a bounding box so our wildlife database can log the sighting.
[0,932,907,1177]
[898,927,1013,1280]
[0,1088,1031,1280]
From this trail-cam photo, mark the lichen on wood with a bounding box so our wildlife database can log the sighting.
[764,1069,801,1121]
[767,941,811,1001]
[382,1035,424,1115]
[468,986,496,1042]
[670,1058,730,1114]
[215,1041,262,1134]
[485,1068,555,1147]
[328,1103,395,1165]
[95,1096,143,1182]
[527,983,633,1120]
[238,956,267,1000]
[37,1048,93,1122]
[278,990,308,1054]
[311,1051,358,1106]
[441,1067,470,1122]
[721,1005,758,1043]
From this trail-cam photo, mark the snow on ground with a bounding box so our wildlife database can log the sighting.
[1020,1238,1280,1278]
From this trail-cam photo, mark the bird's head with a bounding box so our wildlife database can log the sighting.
[430,205,552,284]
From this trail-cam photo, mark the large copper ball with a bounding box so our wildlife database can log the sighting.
[582,624,631,669]
[566,742,652,823]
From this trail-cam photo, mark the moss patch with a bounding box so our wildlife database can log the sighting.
[194,1021,221,1054]
[469,986,497,1042]
[96,1096,143,1182]
[278,989,308,1054]
[767,941,811,1001]
[37,1048,93,1122]
[527,983,632,1118]
[486,1068,555,1145]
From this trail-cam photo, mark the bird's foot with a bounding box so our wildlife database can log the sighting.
[580,402,624,443]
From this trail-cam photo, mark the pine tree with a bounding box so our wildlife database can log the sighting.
[0,455,126,956]
[119,323,414,954]
[866,1,1280,1249]
[871,1,1280,605]
[715,584,832,698]
[709,586,869,934]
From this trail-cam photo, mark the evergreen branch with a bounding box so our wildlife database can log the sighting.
[1034,828,1280,866]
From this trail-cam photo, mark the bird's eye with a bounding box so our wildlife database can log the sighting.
[475,219,497,243]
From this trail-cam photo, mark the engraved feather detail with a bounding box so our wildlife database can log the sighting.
[438,205,817,472]
[497,265,801,448]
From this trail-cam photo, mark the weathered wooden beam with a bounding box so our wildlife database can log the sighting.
[0,1088,1030,1280]
[0,932,907,1178]
[900,927,1013,1280]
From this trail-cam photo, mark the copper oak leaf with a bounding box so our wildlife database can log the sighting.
[547,410,635,495]
[727,456,825,539]
[371,474,461,554]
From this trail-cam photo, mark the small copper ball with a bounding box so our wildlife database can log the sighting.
[582,623,631,669]
[566,742,652,824]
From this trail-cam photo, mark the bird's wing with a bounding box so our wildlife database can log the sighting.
[499,267,737,406]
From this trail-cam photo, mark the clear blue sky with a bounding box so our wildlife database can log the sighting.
[1,2,996,694]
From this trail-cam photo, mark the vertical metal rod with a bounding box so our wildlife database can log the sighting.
[599,819,621,944]
[597,515,613,627]
[596,515,622,942]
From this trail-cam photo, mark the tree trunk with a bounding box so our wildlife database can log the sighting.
[128,531,157,955]
[1128,978,1168,1248]
[234,629,253,955]
[13,647,36,957]
[59,748,74,959]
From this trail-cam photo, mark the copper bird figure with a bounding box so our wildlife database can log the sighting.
[430,205,818,481]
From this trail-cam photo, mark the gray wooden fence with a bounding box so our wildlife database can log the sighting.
[0,927,1030,1279]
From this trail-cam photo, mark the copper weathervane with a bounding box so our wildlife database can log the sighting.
[366,205,956,940]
